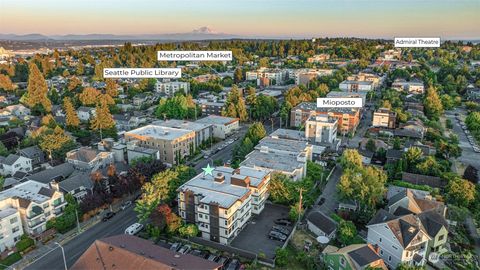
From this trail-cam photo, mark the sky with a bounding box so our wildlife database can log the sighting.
[0,0,479,39]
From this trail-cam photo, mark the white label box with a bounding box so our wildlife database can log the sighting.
[394,37,440,48]
[317,98,363,108]
[157,51,233,61]
[103,68,181,78]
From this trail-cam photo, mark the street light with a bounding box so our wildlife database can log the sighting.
[55,242,67,270]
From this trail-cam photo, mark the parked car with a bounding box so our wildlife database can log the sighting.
[226,259,240,270]
[170,242,181,252]
[274,218,292,226]
[272,225,290,236]
[318,197,326,205]
[207,254,219,262]
[189,249,202,257]
[216,257,229,267]
[125,223,144,235]
[102,211,115,221]
[268,230,287,242]
[120,201,132,210]
[178,244,191,254]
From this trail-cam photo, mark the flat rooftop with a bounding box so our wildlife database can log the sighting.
[341,80,374,85]
[0,180,54,204]
[294,102,359,114]
[152,119,211,132]
[0,207,18,220]
[125,125,194,141]
[195,115,238,126]
[179,166,251,208]
[241,150,304,173]
[270,129,306,141]
[257,137,310,154]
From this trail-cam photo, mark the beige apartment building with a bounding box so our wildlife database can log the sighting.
[125,125,195,166]
[373,108,397,129]
[177,166,270,244]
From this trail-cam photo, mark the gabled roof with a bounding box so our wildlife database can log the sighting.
[18,145,43,158]
[28,163,75,184]
[368,209,397,226]
[418,211,449,238]
[59,172,93,193]
[347,244,383,268]
[307,211,337,235]
[2,154,23,165]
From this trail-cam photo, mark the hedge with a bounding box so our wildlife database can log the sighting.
[391,180,433,192]
[15,235,34,252]
[0,252,22,269]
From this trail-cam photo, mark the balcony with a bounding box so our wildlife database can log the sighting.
[27,206,44,220]
[53,200,67,208]
[28,218,46,229]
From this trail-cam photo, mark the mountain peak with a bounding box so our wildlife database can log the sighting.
[192,26,219,35]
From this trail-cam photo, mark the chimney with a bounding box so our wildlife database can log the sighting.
[231,175,250,188]
[49,181,60,192]
[214,173,225,183]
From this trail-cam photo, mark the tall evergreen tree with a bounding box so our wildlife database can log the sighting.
[25,63,52,113]
[424,86,444,119]
[63,97,80,128]
[105,79,119,97]
[90,99,115,132]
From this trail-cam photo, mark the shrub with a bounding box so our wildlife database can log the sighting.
[0,252,22,269]
[15,235,34,252]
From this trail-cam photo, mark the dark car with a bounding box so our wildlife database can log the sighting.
[274,218,292,226]
[102,211,115,221]
[318,197,326,205]
[268,231,287,242]
[226,259,240,270]
[272,225,290,236]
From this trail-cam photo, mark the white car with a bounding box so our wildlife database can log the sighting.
[120,201,132,210]
[125,223,144,235]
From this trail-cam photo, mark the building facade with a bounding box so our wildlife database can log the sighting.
[373,108,397,129]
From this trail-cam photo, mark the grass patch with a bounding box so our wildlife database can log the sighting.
[0,252,22,270]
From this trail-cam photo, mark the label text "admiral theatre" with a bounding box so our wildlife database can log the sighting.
[157,51,233,61]
[103,68,181,78]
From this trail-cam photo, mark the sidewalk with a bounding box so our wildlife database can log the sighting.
[11,196,133,270]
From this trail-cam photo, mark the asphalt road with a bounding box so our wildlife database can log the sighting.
[25,208,137,270]
[446,108,480,171]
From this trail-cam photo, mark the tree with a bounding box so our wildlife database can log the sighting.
[105,79,119,97]
[366,139,376,152]
[447,178,475,207]
[79,87,100,106]
[234,68,243,83]
[340,149,362,169]
[463,165,479,183]
[35,126,76,160]
[25,63,51,113]
[222,85,248,121]
[338,166,387,208]
[63,97,80,128]
[178,224,199,238]
[0,142,9,156]
[67,76,82,91]
[423,86,443,119]
[338,220,357,246]
[274,248,289,267]
[403,147,423,170]
[0,74,15,91]
[90,99,115,132]
[245,86,256,106]
[245,122,266,145]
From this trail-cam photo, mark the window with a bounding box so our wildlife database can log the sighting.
[199,213,203,218]
[379,237,382,242]
[0,234,3,240]
[340,257,346,267]
[388,256,391,262]
[392,245,398,250]
[380,250,383,255]
[43,203,49,209]
[12,226,20,233]
[438,234,445,241]
[10,217,18,224]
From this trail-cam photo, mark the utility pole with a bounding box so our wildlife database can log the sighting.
[298,188,303,222]
[75,208,81,234]
[55,242,67,270]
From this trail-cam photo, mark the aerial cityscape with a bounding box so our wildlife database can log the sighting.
[0,1,479,270]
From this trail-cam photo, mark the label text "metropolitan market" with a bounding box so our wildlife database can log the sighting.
[157,51,233,61]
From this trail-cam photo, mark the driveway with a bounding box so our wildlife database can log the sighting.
[230,203,290,259]
[314,165,342,215]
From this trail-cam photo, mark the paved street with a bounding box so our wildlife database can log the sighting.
[314,165,342,215]
[24,208,137,270]
[445,108,480,171]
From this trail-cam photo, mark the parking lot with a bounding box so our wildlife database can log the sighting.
[230,203,292,259]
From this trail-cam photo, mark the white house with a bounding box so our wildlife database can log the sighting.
[0,208,23,254]
[367,210,431,268]
[77,107,96,121]
[0,154,32,176]
[307,211,337,241]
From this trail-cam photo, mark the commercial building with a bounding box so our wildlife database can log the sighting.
[195,115,239,139]
[373,108,397,129]
[392,79,425,94]
[0,180,66,236]
[290,102,360,134]
[346,72,383,88]
[0,208,23,254]
[177,166,270,244]
[125,125,195,166]
[246,68,287,86]
[289,68,334,85]
[305,115,338,145]
[155,80,190,96]
[339,80,375,92]
[153,119,212,148]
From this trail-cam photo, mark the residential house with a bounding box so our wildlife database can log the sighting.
[307,54,330,63]
[71,235,222,270]
[0,154,32,176]
[307,211,337,241]
[358,149,374,165]
[177,166,270,244]
[18,145,45,167]
[58,172,94,201]
[77,107,96,122]
[395,120,426,140]
[0,180,66,236]
[322,244,388,270]
[386,149,404,164]
[367,210,431,268]
[66,147,114,172]
[392,79,425,95]
[27,163,76,185]
[5,104,30,119]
